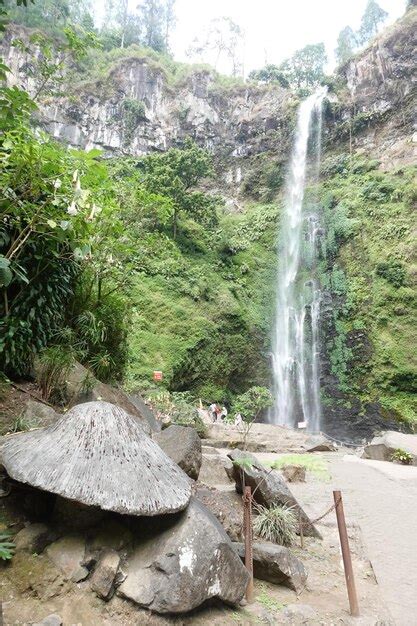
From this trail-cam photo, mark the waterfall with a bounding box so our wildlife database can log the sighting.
[270,88,327,432]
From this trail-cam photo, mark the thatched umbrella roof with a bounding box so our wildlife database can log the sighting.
[0,401,191,516]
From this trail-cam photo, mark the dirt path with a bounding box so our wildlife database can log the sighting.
[214,447,417,625]
[257,450,417,626]
[329,456,417,626]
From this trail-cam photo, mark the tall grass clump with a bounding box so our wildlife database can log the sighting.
[253,504,298,546]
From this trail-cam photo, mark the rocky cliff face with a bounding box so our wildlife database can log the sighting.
[334,7,417,169]
[1,24,295,198]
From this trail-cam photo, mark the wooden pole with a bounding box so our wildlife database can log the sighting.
[243,485,254,603]
[333,490,360,617]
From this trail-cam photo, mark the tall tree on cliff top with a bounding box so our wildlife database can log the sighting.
[187,17,244,76]
[335,26,357,65]
[358,0,388,44]
[137,0,166,53]
[280,43,327,91]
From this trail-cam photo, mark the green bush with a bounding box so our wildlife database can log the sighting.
[121,98,146,146]
[376,261,406,288]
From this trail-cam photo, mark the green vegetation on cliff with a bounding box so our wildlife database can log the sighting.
[318,155,417,424]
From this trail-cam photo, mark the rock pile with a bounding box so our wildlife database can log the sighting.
[0,401,250,615]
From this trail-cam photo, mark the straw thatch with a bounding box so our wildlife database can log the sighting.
[0,401,191,516]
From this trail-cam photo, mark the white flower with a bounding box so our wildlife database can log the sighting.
[67,201,78,216]
[53,179,62,189]
[87,204,101,220]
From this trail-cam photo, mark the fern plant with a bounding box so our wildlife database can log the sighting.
[0,531,15,561]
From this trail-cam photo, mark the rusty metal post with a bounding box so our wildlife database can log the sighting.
[243,485,254,603]
[299,511,304,549]
[333,490,360,617]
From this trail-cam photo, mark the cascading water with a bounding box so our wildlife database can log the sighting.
[270,88,327,432]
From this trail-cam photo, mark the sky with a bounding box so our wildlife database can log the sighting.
[96,0,407,74]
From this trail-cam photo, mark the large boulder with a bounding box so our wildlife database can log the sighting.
[1,402,191,516]
[153,425,202,480]
[199,450,234,487]
[196,487,243,542]
[363,431,417,465]
[233,542,307,592]
[227,450,321,538]
[64,362,158,434]
[118,498,249,614]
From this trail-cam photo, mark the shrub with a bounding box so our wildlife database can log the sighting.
[148,390,207,437]
[253,504,298,546]
[36,345,76,403]
[376,261,406,288]
[391,448,413,465]
[121,98,146,146]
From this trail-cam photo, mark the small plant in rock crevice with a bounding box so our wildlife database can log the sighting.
[253,504,298,546]
[391,448,413,465]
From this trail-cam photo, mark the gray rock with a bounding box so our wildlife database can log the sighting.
[46,535,89,582]
[196,487,243,541]
[14,523,58,554]
[129,393,161,432]
[22,400,60,429]
[64,362,152,433]
[153,425,202,480]
[305,436,337,452]
[233,542,307,592]
[1,402,191,516]
[363,431,417,465]
[118,498,249,614]
[282,465,306,483]
[90,548,120,600]
[33,614,63,626]
[227,450,321,538]
[199,452,234,487]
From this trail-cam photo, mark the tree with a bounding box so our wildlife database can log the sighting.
[163,0,176,51]
[279,43,327,91]
[140,138,217,239]
[232,386,273,449]
[358,0,388,44]
[137,0,166,52]
[99,0,141,49]
[248,64,289,87]
[187,17,244,77]
[335,26,357,65]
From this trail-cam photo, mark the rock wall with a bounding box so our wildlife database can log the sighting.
[333,7,417,169]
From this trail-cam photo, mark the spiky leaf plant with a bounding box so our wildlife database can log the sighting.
[253,504,298,546]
